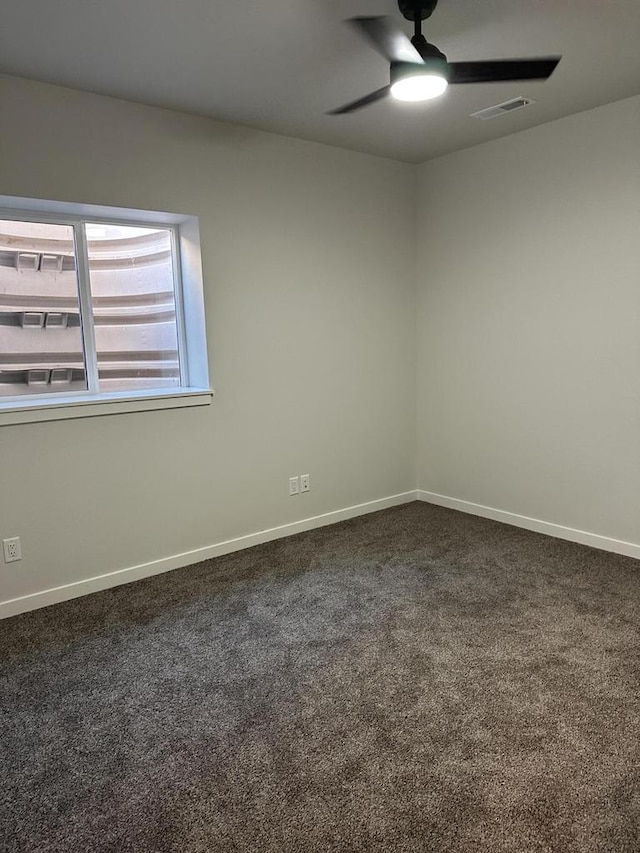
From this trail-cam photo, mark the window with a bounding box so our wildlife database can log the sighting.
[0,196,210,424]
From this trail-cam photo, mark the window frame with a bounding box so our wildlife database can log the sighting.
[0,195,212,426]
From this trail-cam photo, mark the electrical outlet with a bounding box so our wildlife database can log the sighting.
[3,537,22,563]
[289,476,300,496]
[300,474,310,493]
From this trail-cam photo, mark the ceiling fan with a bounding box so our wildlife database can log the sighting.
[328,0,561,114]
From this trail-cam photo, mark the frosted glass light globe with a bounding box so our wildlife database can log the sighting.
[390,73,448,102]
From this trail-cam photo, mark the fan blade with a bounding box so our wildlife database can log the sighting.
[448,57,561,84]
[348,17,423,64]
[327,86,391,115]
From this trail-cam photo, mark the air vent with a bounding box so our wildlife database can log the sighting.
[27,369,50,386]
[471,97,535,121]
[16,252,40,271]
[45,312,69,329]
[20,312,45,328]
[51,368,73,384]
[40,254,64,273]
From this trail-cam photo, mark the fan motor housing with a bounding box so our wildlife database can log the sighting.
[398,0,439,21]
[391,58,449,84]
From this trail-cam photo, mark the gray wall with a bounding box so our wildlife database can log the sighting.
[1,75,638,614]
[0,76,417,606]
[416,95,640,544]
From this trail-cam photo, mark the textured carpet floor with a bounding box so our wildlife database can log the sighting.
[2,502,640,852]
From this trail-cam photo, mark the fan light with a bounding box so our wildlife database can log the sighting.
[390,72,448,102]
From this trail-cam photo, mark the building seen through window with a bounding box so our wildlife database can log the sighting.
[0,219,182,398]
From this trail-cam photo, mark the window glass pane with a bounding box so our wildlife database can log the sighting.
[0,219,87,397]
[86,224,181,393]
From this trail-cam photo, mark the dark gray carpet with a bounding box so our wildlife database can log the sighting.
[2,502,640,853]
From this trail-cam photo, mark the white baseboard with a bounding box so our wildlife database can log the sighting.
[417,490,640,560]
[0,490,418,620]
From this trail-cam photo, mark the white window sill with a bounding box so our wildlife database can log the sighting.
[0,388,214,426]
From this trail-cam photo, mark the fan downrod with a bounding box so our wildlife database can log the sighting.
[397,0,438,22]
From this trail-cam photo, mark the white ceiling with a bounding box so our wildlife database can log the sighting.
[1,0,639,163]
